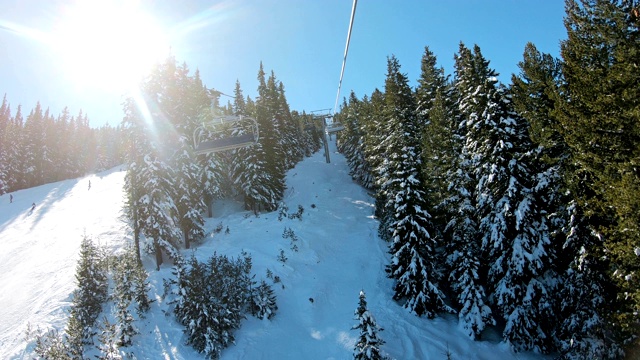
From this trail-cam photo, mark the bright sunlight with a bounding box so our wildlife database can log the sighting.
[52,1,169,94]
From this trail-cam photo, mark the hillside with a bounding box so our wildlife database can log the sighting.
[0,139,548,359]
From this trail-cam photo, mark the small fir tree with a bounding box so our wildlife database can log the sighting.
[352,290,386,360]
[68,235,108,344]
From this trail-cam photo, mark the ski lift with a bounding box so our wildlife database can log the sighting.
[325,122,344,134]
[193,115,259,155]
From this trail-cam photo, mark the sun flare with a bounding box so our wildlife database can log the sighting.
[53,1,169,94]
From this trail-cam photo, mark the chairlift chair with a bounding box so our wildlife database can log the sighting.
[325,122,345,134]
[193,115,259,155]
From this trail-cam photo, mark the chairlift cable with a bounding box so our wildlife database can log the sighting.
[332,0,357,115]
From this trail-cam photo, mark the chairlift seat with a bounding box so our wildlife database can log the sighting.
[325,124,345,134]
[194,133,256,154]
[193,115,259,155]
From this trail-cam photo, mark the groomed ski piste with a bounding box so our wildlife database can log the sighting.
[0,138,550,359]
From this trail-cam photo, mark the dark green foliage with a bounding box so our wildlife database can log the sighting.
[557,1,640,352]
[172,252,257,359]
[416,47,458,227]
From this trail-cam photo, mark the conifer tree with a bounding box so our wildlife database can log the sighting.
[337,92,373,187]
[558,1,640,349]
[249,279,278,320]
[0,95,11,195]
[248,63,286,211]
[111,247,150,347]
[5,106,25,191]
[68,235,108,344]
[352,290,386,360]
[454,43,555,351]
[122,95,181,269]
[382,56,450,317]
[415,46,458,228]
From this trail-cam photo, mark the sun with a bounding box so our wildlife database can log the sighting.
[52,1,169,94]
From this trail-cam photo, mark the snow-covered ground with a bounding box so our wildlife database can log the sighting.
[0,140,549,359]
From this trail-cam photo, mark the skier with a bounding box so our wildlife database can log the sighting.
[31,202,35,211]
[88,180,91,190]
[9,194,13,203]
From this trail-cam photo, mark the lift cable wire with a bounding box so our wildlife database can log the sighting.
[333,0,357,115]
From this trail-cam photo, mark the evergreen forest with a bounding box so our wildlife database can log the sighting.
[335,1,639,358]
[4,1,639,359]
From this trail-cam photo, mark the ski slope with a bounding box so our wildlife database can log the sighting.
[0,140,549,359]
[0,167,129,359]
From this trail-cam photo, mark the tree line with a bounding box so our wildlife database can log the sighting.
[0,97,125,195]
[335,1,639,358]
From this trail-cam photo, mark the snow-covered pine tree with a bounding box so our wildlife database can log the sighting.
[275,80,305,169]
[439,45,496,339]
[444,165,494,339]
[456,43,555,352]
[22,103,48,188]
[247,63,286,211]
[352,290,386,360]
[337,92,373,188]
[95,318,121,360]
[555,201,621,359]
[360,90,388,194]
[382,56,450,318]
[122,94,182,269]
[148,58,208,250]
[0,95,10,195]
[111,247,149,347]
[173,253,254,359]
[250,279,278,320]
[68,235,108,344]
[4,106,25,192]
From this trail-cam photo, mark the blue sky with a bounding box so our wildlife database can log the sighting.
[0,1,566,127]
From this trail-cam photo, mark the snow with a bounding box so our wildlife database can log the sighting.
[0,140,549,359]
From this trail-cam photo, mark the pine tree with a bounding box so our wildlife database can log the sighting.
[352,290,386,360]
[337,92,373,187]
[361,90,387,193]
[5,106,25,191]
[95,318,122,360]
[68,235,108,344]
[555,201,621,359]
[558,0,640,348]
[173,253,254,359]
[23,102,47,188]
[382,56,450,317]
[122,95,181,270]
[111,247,149,347]
[249,279,278,320]
[444,164,494,339]
[415,46,458,229]
[454,43,555,351]
[248,63,286,211]
[0,95,11,195]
